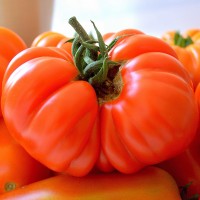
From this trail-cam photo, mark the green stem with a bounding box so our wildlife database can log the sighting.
[71,36,81,57]
[68,16,90,42]
[68,17,121,101]
[91,20,107,57]
[69,16,98,69]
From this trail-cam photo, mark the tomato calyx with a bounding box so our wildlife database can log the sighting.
[179,182,199,200]
[69,16,122,103]
[4,182,17,192]
[174,31,193,47]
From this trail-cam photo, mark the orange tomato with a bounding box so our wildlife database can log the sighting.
[31,31,73,57]
[0,26,27,116]
[162,29,200,89]
[31,31,67,47]
[103,28,144,45]
[57,37,73,55]
[186,28,200,43]
[0,167,182,200]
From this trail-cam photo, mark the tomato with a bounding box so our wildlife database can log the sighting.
[0,117,53,194]
[185,29,200,38]
[0,27,27,63]
[102,32,115,41]
[103,28,144,45]
[1,17,198,177]
[31,31,73,58]
[57,37,73,55]
[162,29,200,89]
[0,26,27,117]
[0,166,182,200]
[31,31,67,47]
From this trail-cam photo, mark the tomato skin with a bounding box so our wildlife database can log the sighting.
[31,31,73,56]
[57,37,73,55]
[103,28,144,45]
[102,32,115,41]
[32,31,73,59]
[2,47,99,177]
[0,27,27,117]
[0,117,53,194]
[95,148,114,173]
[0,27,27,62]
[2,47,73,86]
[0,167,182,200]
[109,34,178,62]
[170,44,200,89]
[31,31,67,47]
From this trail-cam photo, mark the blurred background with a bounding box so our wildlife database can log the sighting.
[0,0,200,46]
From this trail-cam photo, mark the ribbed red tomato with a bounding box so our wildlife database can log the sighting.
[1,17,198,177]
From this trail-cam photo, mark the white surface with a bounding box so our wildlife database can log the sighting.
[51,0,200,38]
